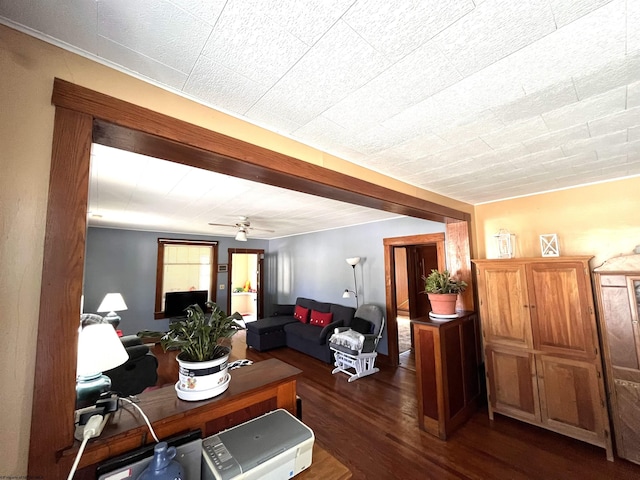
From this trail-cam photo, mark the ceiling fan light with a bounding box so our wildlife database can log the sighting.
[235,230,247,242]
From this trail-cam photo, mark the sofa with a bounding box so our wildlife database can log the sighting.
[246,297,356,363]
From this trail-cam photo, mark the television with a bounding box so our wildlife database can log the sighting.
[164,290,208,318]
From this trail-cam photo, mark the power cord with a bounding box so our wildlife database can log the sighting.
[67,414,104,480]
[119,396,160,443]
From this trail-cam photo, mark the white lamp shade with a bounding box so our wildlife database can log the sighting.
[346,257,361,266]
[97,293,128,313]
[235,230,247,241]
[342,289,352,298]
[77,323,128,377]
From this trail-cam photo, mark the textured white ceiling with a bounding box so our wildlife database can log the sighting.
[88,144,403,239]
[2,0,639,236]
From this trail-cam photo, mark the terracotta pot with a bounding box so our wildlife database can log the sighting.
[427,293,458,317]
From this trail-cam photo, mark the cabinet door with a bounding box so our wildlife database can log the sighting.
[536,355,606,444]
[477,263,532,349]
[613,379,640,464]
[599,279,639,371]
[527,261,597,359]
[485,346,539,423]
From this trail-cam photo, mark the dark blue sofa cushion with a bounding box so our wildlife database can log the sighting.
[246,315,296,334]
[297,297,332,313]
[284,321,325,345]
[331,304,357,325]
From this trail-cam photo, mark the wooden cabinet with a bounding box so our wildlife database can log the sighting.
[412,312,480,439]
[593,254,640,464]
[473,257,612,460]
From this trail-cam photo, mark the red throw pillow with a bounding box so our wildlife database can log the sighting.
[310,310,333,327]
[293,305,310,323]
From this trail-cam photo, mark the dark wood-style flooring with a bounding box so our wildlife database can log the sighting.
[231,331,640,480]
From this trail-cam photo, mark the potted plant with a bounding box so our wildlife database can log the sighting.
[422,269,467,318]
[139,301,244,401]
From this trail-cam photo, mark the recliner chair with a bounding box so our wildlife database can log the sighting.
[104,335,158,396]
[329,304,385,382]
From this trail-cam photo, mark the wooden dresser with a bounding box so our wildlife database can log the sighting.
[473,257,613,459]
[593,254,640,464]
[412,311,480,439]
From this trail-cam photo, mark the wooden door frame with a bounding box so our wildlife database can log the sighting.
[29,78,473,476]
[227,248,265,319]
[384,233,446,366]
[383,227,474,366]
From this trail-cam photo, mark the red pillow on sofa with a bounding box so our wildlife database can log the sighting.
[309,310,333,327]
[294,305,310,323]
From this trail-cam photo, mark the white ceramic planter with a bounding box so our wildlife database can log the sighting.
[176,348,231,401]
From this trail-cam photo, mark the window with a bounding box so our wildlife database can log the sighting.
[155,239,218,318]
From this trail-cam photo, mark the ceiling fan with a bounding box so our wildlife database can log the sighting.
[208,216,274,241]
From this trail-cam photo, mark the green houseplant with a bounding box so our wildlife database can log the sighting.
[422,269,467,318]
[139,301,244,401]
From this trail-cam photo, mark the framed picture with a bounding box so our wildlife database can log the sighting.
[540,234,559,257]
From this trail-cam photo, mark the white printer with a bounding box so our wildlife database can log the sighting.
[202,409,314,480]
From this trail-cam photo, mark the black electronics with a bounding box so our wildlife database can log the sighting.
[164,290,208,318]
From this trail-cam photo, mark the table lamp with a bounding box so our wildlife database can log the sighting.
[97,292,128,329]
[76,323,128,409]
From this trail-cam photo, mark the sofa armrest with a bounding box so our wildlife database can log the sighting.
[271,304,295,316]
[319,320,344,343]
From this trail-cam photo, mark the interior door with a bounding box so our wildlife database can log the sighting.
[394,247,410,316]
[228,249,264,321]
[407,244,439,319]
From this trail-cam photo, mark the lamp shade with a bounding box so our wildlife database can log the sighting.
[342,289,352,298]
[346,257,361,266]
[235,230,247,241]
[97,293,128,313]
[77,323,128,377]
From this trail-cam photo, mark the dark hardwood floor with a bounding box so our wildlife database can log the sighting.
[230,331,640,480]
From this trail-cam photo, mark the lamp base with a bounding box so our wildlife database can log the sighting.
[76,373,111,409]
[102,311,121,329]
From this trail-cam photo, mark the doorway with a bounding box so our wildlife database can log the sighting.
[384,233,446,367]
[228,249,264,322]
[394,244,440,356]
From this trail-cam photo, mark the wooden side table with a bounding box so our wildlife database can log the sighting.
[412,312,480,439]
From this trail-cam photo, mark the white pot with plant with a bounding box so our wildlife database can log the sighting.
[422,269,467,318]
[140,302,244,401]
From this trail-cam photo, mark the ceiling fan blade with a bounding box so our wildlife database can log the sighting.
[249,226,275,233]
[208,222,237,228]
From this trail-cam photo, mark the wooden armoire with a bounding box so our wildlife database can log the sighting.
[593,254,640,464]
[473,257,613,460]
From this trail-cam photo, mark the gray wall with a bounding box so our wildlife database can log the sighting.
[84,216,444,351]
[83,228,268,335]
[267,216,445,354]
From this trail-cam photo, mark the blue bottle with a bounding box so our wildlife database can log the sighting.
[137,442,183,480]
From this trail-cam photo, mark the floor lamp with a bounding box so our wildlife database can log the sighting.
[342,256,361,308]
